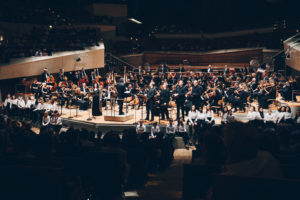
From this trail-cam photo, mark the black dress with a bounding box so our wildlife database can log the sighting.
[92,89,101,116]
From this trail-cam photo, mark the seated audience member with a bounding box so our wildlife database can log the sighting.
[11,95,18,116]
[3,94,12,114]
[284,106,293,124]
[176,117,189,147]
[41,112,50,127]
[166,119,176,135]
[136,120,146,135]
[202,128,227,165]
[50,111,62,134]
[226,109,235,123]
[220,106,229,125]
[276,106,286,124]
[247,106,259,121]
[265,109,276,128]
[188,105,199,142]
[205,106,215,128]
[222,122,283,178]
[294,110,300,124]
[150,122,160,138]
[257,107,264,121]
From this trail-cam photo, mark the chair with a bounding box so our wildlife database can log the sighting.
[182,164,222,200]
[0,165,63,200]
[211,174,300,200]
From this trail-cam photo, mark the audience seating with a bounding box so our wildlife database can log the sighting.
[182,164,222,200]
[0,165,64,200]
[211,174,300,200]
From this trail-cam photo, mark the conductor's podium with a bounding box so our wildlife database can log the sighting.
[104,113,134,122]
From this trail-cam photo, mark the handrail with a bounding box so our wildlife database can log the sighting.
[106,52,135,70]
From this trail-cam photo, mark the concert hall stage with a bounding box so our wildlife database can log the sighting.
[59,106,249,133]
[59,98,300,133]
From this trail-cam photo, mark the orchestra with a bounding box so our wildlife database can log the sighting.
[1,63,299,138]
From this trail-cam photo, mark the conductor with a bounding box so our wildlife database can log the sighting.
[116,78,126,115]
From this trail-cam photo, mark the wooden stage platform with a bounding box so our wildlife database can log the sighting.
[59,98,300,133]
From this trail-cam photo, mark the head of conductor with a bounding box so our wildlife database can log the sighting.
[119,78,124,83]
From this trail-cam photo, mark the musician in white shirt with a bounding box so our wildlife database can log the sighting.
[188,105,199,144]
[221,107,229,124]
[265,109,276,128]
[176,117,189,147]
[284,106,293,123]
[3,94,12,112]
[276,106,286,124]
[11,95,18,116]
[49,100,59,112]
[17,96,26,119]
[150,122,160,138]
[247,106,259,121]
[42,112,50,127]
[136,120,146,135]
[205,106,215,128]
[33,99,46,122]
[25,96,36,120]
[166,119,176,135]
[50,111,62,133]
[197,107,207,130]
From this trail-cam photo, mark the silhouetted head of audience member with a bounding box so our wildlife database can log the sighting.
[103,131,121,147]
[202,128,226,165]
[223,122,258,164]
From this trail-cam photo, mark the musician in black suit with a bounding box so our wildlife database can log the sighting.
[280,81,292,101]
[116,78,126,115]
[175,80,187,120]
[192,80,202,109]
[145,82,156,121]
[160,83,170,120]
[41,68,50,82]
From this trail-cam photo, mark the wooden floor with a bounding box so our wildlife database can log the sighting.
[60,105,222,125]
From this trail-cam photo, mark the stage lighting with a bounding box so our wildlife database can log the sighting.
[49,25,53,29]
[129,18,142,24]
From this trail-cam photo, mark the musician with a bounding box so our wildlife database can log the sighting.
[150,122,160,138]
[280,81,292,101]
[33,99,46,122]
[11,95,18,116]
[220,106,229,125]
[159,83,170,120]
[116,78,126,115]
[25,96,36,120]
[3,94,12,114]
[191,80,202,109]
[145,82,156,121]
[136,120,146,134]
[42,112,50,127]
[41,68,50,82]
[17,96,26,119]
[41,82,49,100]
[247,106,259,121]
[178,64,185,73]
[188,105,198,145]
[31,79,40,99]
[50,111,62,133]
[175,80,187,120]
[91,83,101,116]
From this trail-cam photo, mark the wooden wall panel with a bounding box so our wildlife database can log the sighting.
[0,47,104,80]
[121,49,263,67]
